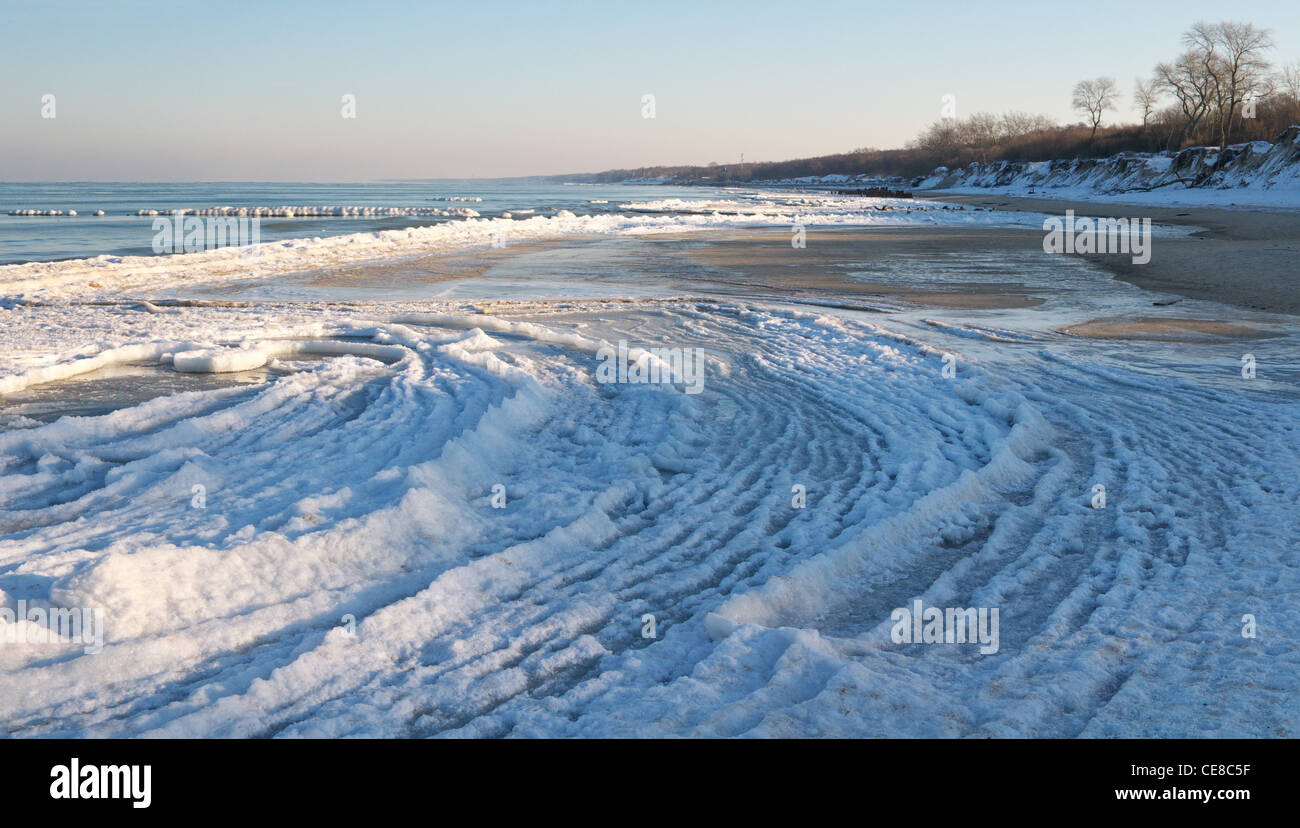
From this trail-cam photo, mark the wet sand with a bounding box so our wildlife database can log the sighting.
[1062,317,1278,341]
[645,227,1051,309]
[245,203,1296,343]
[641,216,1289,341]
[917,192,1300,316]
[297,238,576,289]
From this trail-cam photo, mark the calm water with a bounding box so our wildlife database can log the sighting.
[0,180,732,265]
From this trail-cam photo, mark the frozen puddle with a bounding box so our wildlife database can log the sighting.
[0,362,272,426]
[0,300,1296,738]
[0,336,401,427]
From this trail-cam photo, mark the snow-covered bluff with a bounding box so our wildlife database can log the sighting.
[916,125,1300,197]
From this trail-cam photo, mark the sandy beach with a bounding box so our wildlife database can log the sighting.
[623,219,1276,342]
[917,192,1300,316]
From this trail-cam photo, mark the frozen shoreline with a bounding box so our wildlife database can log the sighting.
[0,194,1044,303]
[1,197,1297,738]
[1,292,1296,737]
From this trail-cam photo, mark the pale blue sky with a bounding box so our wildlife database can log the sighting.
[2,0,1297,180]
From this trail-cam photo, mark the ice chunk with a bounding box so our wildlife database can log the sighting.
[172,348,267,373]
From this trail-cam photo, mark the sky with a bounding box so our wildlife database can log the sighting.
[1,0,1297,181]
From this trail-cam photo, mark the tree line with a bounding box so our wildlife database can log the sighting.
[565,20,1298,184]
[909,20,1296,169]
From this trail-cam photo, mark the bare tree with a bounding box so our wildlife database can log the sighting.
[1280,61,1300,103]
[1072,77,1119,140]
[961,112,1002,152]
[1000,111,1056,138]
[908,118,962,155]
[909,111,1058,162]
[1154,52,1214,148]
[1133,78,1160,128]
[1184,21,1273,148]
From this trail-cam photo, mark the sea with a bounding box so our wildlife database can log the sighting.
[0,179,734,265]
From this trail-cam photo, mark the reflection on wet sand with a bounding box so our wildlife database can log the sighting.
[1062,317,1277,341]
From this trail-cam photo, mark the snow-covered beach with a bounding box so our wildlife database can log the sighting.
[1,189,1297,738]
